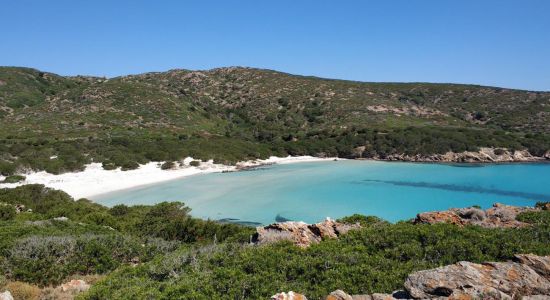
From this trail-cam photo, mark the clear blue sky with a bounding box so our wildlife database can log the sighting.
[1,0,549,91]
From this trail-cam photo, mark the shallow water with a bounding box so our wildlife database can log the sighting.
[92,161,550,225]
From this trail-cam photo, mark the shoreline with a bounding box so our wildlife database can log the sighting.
[0,156,338,199]
[0,152,548,200]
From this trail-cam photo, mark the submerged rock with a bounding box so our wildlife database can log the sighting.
[413,203,537,228]
[254,218,361,248]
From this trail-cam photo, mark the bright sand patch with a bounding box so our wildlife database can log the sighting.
[0,156,338,199]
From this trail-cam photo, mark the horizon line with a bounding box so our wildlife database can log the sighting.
[1,64,548,93]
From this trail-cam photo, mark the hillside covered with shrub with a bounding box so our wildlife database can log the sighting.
[0,185,549,299]
[1,66,549,175]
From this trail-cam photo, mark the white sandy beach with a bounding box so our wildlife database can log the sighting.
[0,156,338,199]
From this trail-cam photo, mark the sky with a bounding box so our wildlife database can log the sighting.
[1,0,549,91]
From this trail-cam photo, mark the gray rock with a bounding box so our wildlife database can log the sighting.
[404,255,550,299]
[254,218,361,248]
[413,203,537,229]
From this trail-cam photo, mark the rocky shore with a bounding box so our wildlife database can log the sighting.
[413,202,540,228]
[255,203,547,248]
[351,147,550,163]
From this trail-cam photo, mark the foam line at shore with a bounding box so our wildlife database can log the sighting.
[0,156,339,199]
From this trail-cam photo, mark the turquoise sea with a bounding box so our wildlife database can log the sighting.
[92,161,550,225]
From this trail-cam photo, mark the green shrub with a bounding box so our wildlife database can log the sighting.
[189,160,201,167]
[0,161,16,176]
[161,161,176,170]
[1,175,26,183]
[101,161,117,170]
[0,204,16,221]
[494,148,506,155]
[85,215,550,299]
[120,161,139,171]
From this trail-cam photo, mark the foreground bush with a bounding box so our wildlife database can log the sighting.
[83,211,550,299]
[0,185,251,287]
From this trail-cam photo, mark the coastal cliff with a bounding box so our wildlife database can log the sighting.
[351,147,550,163]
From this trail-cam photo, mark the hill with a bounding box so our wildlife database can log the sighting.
[1,66,549,174]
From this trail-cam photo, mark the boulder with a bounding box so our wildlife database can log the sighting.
[326,290,353,300]
[413,211,465,226]
[404,255,550,299]
[0,291,13,300]
[254,218,360,248]
[60,279,90,293]
[271,291,307,300]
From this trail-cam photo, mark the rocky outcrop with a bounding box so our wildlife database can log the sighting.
[254,218,361,248]
[278,254,550,299]
[359,147,549,163]
[404,254,550,299]
[271,291,308,300]
[413,203,537,228]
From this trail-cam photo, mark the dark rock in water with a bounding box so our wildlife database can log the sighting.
[275,214,292,222]
[217,218,262,227]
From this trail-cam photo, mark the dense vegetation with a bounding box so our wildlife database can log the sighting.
[0,185,252,288]
[0,185,549,299]
[1,67,549,175]
[82,211,550,299]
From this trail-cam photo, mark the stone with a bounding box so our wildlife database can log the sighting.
[60,279,90,293]
[254,218,361,248]
[325,290,407,300]
[0,291,13,300]
[271,291,308,300]
[413,203,536,228]
[513,254,550,279]
[404,255,550,299]
[413,211,465,226]
[326,290,353,300]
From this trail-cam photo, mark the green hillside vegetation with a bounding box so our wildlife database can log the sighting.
[1,66,549,175]
[0,185,549,299]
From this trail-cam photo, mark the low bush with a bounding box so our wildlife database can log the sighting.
[160,161,176,170]
[84,211,550,299]
[1,175,26,183]
[0,204,16,221]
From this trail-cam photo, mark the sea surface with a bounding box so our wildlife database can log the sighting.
[92,160,550,225]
